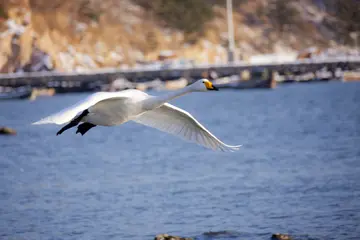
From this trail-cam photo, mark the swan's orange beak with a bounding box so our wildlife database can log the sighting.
[205,81,219,91]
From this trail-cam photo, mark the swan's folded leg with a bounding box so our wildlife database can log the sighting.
[56,110,89,135]
[76,122,96,136]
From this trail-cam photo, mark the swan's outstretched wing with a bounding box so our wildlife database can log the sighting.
[32,90,147,125]
[133,103,241,152]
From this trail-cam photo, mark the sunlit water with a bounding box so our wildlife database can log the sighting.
[1,81,360,240]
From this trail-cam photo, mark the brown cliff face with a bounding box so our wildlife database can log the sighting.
[0,0,357,73]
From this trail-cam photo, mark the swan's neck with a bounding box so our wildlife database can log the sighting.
[144,86,193,110]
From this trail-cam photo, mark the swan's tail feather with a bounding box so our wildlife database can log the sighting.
[32,118,54,125]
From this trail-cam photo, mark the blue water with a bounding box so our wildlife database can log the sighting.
[1,81,360,240]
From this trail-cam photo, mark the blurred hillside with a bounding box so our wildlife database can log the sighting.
[0,0,359,73]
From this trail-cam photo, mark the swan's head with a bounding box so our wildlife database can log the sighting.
[191,79,219,92]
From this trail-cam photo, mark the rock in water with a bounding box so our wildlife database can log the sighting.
[202,230,240,237]
[154,233,192,240]
[0,127,17,135]
[271,233,292,240]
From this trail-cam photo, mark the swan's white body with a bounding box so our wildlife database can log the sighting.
[33,79,241,152]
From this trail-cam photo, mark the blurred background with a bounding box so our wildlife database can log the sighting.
[0,0,360,71]
[0,0,360,96]
[0,1,360,240]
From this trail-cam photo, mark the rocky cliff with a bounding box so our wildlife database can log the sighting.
[0,0,358,73]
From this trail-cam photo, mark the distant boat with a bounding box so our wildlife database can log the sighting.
[213,69,276,90]
[215,78,275,89]
[0,86,33,100]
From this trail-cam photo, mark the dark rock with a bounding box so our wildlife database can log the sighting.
[154,233,192,240]
[0,127,16,135]
[202,230,239,237]
[271,233,292,240]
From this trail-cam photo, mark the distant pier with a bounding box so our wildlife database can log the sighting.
[0,57,359,90]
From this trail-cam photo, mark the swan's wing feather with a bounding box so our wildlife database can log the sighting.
[32,90,146,125]
[133,103,241,152]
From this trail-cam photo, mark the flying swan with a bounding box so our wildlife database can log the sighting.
[33,79,241,152]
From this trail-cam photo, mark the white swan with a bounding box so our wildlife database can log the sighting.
[33,79,241,152]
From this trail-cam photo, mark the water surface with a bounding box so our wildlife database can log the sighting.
[1,81,360,240]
